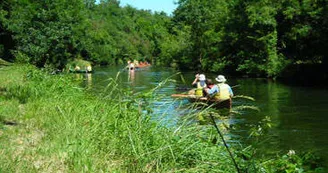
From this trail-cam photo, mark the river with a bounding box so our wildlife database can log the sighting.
[76,65,328,164]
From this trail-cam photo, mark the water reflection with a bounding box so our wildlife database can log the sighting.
[128,69,135,83]
[86,73,92,88]
[74,73,93,89]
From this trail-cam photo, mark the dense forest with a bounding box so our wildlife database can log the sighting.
[1,0,327,81]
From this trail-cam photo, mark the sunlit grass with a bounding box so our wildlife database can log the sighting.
[0,65,325,172]
[0,65,235,172]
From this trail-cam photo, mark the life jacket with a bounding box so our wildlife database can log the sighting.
[195,82,207,96]
[214,83,230,101]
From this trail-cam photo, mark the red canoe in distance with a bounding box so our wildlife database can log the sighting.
[127,62,151,70]
[135,62,151,68]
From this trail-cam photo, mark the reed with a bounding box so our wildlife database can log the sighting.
[0,65,325,172]
[0,65,235,172]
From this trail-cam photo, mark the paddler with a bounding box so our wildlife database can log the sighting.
[205,75,233,109]
[191,74,207,97]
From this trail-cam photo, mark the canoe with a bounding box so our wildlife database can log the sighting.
[126,64,151,71]
[171,93,232,109]
[136,64,151,68]
[171,94,212,102]
[69,69,93,73]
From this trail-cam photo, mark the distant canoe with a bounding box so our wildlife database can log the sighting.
[136,63,151,68]
[126,63,151,71]
[69,68,93,73]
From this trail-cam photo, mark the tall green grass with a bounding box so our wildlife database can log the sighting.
[0,65,325,172]
[0,65,233,172]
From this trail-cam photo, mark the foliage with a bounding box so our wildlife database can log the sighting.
[82,1,174,66]
[1,65,325,172]
[1,0,89,68]
[1,0,327,78]
[173,0,327,78]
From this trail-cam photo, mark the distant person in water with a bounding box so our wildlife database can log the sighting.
[128,67,135,82]
[86,65,92,72]
[205,75,233,109]
[133,60,139,67]
[74,65,80,71]
[127,60,135,70]
[190,74,207,97]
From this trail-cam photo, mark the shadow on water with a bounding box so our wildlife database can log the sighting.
[76,66,328,165]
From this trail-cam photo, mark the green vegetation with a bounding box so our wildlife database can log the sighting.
[0,58,11,66]
[172,0,328,78]
[1,0,327,80]
[0,65,325,172]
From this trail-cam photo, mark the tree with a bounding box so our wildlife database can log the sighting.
[2,0,89,68]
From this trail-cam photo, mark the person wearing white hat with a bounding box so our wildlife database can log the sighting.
[205,75,233,108]
[191,74,207,97]
[127,60,135,71]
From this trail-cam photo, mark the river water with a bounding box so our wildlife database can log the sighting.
[77,65,328,164]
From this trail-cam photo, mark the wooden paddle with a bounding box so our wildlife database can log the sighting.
[171,94,196,98]
[171,94,209,101]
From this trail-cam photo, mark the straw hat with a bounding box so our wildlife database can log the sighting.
[215,75,226,83]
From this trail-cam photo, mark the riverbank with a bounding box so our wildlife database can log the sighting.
[0,65,231,172]
[0,65,325,172]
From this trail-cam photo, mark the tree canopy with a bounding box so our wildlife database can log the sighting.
[1,0,327,79]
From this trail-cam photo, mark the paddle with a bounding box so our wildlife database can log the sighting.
[171,94,209,101]
[171,94,195,98]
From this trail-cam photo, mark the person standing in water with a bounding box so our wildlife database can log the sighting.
[127,60,135,71]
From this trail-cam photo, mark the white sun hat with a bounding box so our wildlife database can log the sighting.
[199,74,206,81]
[215,75,226,83]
